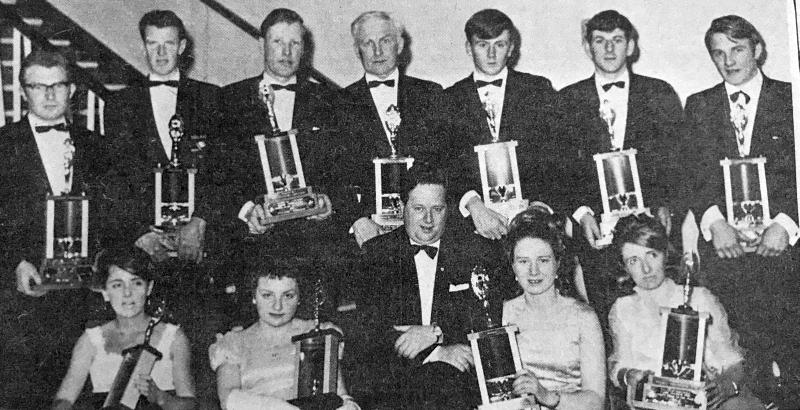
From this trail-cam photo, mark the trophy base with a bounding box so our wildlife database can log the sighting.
[261,187,328,224]
[486,199,529,222]
[34,258,94,291]
[371,213,404,232]
[629,375,706,410]
[478,396,535,410]
[733,225,764,253]
[598,207,650,246]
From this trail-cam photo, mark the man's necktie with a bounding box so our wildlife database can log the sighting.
[729,90,751,104]
[271,83,298,92]
[35,123,69,133]
[368,79,396,88]
[602,81,625,92]
[412,244,439,259]
[147,80,180,88]
[476,79,503,88]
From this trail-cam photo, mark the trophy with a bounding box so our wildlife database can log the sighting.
[254,79,327,224]
[466,265,528,409]
[719,157,770,252]
[290,279,343,409]
[629,212,709,410]
[372,104,414,230]
[151,114,197,257]
[103,300,167,409]
[36,193,93,290]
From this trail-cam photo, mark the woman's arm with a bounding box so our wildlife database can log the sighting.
[555,308,605,410]
[52,332,95,409]
[607,301,636,388]
[155,328,197,409]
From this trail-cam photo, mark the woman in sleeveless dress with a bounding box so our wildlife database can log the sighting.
[501,209,606,409]
[52,247,195,409]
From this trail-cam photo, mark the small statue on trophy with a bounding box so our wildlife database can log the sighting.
[372,104,414,230]
[483,98,499,142]
[599,99,617,150]
[466,265,527,409]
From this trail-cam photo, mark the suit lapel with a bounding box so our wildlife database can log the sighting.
[713,83,738,156]
[429,237,453,325]
[582,75,609,151]
[463,74,494,144]
[499,71,522,142]
[751,77,776,152]
[19,117,52,194]
[137,83,169,165]
[354,77,390,154]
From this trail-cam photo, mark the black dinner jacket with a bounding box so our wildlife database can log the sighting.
[338,74,446,219]
[0,117,108,278]
[556,73,684,215]
[681,75,795,221]
[443,70,560,210]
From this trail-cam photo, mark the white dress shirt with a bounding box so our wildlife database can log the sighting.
[365,69,400,139]
[411,239,441,326]
[29,114,73,195]
[149,72,180,159]
[263,71,297,132]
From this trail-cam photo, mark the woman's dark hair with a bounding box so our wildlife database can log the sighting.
[612,214,679,278]
[244,256,303,298]
[505,208,578,298]
[96,246,156,286]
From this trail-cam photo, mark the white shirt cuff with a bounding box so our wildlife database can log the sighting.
[238,201,255,223]
[572,205,594,223]
[772,213,800,246]
[459,190,481,217]
[700,205,726,242]
[423,345,442,364]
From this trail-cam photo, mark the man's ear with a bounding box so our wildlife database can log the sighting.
[465,40,473,57]
[396,34,405,55]
[69,83,76,99]
[625,39,635,58]
[178,38,187,56]
[753,42,764,63]
[582,41,593,60]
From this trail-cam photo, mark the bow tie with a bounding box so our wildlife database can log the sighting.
[476,79,503,88]
[368,79,395,88]
[602,81,625,92]
[271,83,298,92]
[35,123,69,133]
[729,90,751,104]
[147,80,179,88]
[411,244,438,259]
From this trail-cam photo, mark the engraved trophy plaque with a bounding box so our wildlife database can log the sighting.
[290,279,343,409]
[473,140,529,221]
[254,79,327,224]
[466,265,528,410]
[720,157,770,252]
[36,193,93,291]
[372,104,414,230]
[630,212,708,410]
[152,114,197,256]
[103,300,167,409]
[593,149,648,246]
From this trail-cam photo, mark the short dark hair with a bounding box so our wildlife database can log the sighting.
[584,10,640,65]
[96,246,157,286]
[261,8,306,39]
[464,9,520,68]
[704,15,767,67]
[138,10,186,41]
[399,162,449,204]
[244,255,303,298]
[612,214,669,256]
[20,50,71,85]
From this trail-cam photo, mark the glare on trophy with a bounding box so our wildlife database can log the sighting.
[720,157,770,252]
[466,265,528,409]
[289,279,343,409]
[372,104,414,230]
[254,78,327,224]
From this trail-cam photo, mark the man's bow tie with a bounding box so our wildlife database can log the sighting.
[35,123,69,133]
[729,90,751,104]
[411,244,439,259]
[368,79,395,88]
[476,79,503,88]
[602,81,625,92]
[147,80,179,88]
[271,83,298,92]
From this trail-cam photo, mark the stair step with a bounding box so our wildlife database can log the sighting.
[76,61,98,69]
[105,84,127,91]
[48,39,70,47]
[21,17,42,27]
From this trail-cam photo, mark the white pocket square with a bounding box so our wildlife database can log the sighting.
[449,283,470,292]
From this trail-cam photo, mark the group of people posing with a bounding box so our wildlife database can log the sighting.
[0,5,798,410]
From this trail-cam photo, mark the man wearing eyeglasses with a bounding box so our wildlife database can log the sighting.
[0,50,107,408]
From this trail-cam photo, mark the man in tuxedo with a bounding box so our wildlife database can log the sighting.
[356,164,506,408]
[106,9,220,262]
[556,10,684,351]
[682,15,799,403]
[0,50,106,408]
[341,11,446,247]
[445,9,560,241]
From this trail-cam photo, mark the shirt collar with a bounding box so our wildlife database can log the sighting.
[473,66,508,84]
[594,69,630,92]
[724,69,763,101]
[149,71,180,82]
[409,239,442,248]
[365,68,400,85]
[262,71,297,86]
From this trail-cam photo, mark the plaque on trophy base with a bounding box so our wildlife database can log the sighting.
[593,149,648,246]
[474,141,529,221]
[35,194,93,291]
[371,156,414,230]
[720,157,770,252]
[469,326,530,409]
[255,132,327,224]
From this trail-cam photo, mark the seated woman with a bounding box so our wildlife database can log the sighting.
[52,247,196,409]
[210,258,358,410]
[502,209,606,409]
[609,214,762,409]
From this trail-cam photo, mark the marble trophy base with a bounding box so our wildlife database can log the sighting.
[478,396,536,410]
[629,375,706,410]
[487,198,530,222]
[262,186,327,224]
[370,213,404,232]
[597,207,650,247]
[34,258,93,291]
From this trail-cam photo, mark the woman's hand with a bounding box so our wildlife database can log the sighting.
[622,368,652,390]
[135,375,165,406]
[513,369,561,407]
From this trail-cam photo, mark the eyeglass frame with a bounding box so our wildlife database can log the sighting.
[23,81,71,93]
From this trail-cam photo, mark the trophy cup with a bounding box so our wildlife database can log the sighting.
[254,79,327,224]
[372,104,414,230]
[36,193,93,291]
[466,265,528,409]
[289,279,343,409]
[151,114,197,257]
[103,300,167,409]
[629,212,709,410]
[719,157,770,252]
